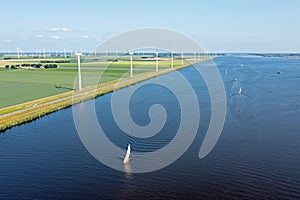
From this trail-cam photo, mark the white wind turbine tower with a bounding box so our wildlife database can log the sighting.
[129,52,133,77]
[181,52,184,66]
[155,52,159,72]
[17,47,20,59]
[43,48,46,58]
[171,51,174,68]
[75,52,83,90]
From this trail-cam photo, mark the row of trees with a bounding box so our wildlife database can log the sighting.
[40,60,70,63]
[5,63,58,69]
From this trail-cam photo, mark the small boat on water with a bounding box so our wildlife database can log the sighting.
[123,144,131,164]
[238,87,242,94]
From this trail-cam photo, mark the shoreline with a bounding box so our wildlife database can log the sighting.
[0,59,208,132]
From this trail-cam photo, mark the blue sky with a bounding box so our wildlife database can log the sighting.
[1,0,300,52]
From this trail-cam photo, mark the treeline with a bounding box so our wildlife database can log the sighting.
[250,53,300,58]
[40,60,70,63]
[4,63,58,69]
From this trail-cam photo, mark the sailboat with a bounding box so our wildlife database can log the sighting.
[123,144,131,164]
[238,87,242,94]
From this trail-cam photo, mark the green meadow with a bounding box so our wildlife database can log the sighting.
[0,56,186,108]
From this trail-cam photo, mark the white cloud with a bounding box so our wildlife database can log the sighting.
[48,27,60,32]
[3,39,12,43]
[35,34,45,38]
[48,27,73,32]
[51,35,64,39]
[61,27,72,32]
[81,35,89,39]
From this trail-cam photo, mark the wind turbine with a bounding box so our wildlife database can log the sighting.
[181,52,184,66]
[155,52,159,72]
[64,49,66,58]
[17,47,20,59]
[129,51,133,77]
[43,48,45,58]
[171,51,174,68]
[75,52,82,90]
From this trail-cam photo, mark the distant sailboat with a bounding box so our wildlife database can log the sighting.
[123,144,131,164]
[238,87,242,94]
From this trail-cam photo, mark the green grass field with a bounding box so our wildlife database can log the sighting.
[0,68,74,108]
[0,56,188,108]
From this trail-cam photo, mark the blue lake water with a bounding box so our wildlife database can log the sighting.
[1,56,300,199]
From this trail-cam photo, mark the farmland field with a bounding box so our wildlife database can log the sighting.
[0,56,188,108]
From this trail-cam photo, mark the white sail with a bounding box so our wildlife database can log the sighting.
[123,144,131,164]
[238,87,242,94]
